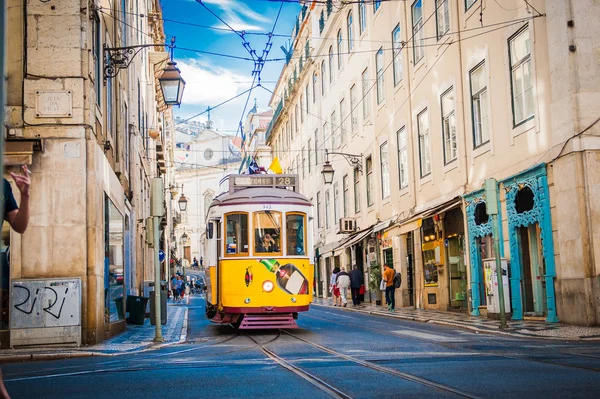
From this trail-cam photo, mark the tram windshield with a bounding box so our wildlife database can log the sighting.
[254,211,282,254]
[225,213,249,255]
[286,213,306,256]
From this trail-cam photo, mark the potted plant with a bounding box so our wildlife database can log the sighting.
[368,261,383,306]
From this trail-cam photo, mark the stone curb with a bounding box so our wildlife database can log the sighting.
[0,307,191,364]
[312,303,600,341]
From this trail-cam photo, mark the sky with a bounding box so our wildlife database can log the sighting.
[163,0,301,134]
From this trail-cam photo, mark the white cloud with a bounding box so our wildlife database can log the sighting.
[177,59,248,105]
[200,0,270,32]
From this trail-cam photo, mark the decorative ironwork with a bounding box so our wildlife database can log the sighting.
[325,149,363,172]
[502,164,558,323]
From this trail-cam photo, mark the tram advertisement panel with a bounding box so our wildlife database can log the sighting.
[219,258,313,307]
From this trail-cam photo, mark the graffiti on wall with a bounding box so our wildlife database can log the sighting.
[10,279,81,329]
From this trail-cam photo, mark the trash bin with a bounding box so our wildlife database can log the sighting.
[149,281,167,325]
[114,297,125,320]
[126,295,149,325]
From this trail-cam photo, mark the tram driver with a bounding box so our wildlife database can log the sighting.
[257,233,279,253]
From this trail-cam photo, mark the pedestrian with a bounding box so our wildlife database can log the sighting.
[335,267,351,307]
[329,266,341,306]
[383,264,396,312]
[1,165,31,399]
[350,265,364,306]
[200,256,203,268]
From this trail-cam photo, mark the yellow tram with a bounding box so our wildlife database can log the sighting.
[204,174,314,329]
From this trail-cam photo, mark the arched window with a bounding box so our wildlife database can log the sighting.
[359,0,367,34]
[347,11,354,52]
[337,29,343,69]
[204,192,213,218]
[328,46,334,83]
[313,72,318,103]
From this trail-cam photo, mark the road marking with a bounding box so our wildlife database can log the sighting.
[392,330,467,343]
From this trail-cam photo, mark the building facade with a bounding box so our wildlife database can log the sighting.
[266,0,600,325]
[2,0,175,345]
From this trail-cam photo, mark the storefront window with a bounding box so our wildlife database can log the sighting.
[423,245,440,287]
[286,213,306,256]
[225,213,249,255]
[254,211,281,255]
[105,197,124,323]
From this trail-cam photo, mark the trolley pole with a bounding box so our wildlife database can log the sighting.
[151,178,164,342]
[485,178,507,329]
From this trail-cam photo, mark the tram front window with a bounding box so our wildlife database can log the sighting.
[286,213,306,256]
[254,211,282,254]
[225,213,249,255]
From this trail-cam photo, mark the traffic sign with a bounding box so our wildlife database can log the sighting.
[158,250,165,263]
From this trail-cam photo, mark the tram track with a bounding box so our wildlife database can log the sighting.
[306,311,600,374]
[244,330,481,399]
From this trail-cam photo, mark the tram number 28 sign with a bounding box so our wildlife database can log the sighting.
[233,175,296,188]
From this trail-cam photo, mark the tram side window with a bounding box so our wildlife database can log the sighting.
[254,211,282,254]
[225,213,249,255]
[286,213,306,256]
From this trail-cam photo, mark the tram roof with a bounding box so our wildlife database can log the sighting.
[212,187,312,207]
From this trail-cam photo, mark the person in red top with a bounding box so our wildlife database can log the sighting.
[383,264,395,312]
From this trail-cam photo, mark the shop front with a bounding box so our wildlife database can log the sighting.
[105,196,126,335]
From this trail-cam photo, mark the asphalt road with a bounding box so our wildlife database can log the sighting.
[3,295,600,398]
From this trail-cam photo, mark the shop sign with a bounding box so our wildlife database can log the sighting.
[381,237,393,248]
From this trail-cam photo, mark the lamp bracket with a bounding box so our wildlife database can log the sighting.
[325,150,363,173]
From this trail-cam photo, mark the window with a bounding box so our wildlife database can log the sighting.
[343,175,349,217]
[124,103,130,176]
[321,61,326,95]
[286,213,306,256]
[331,111,338,148]
[397,127,408,189]
[323,121,329,150]
[313,72,318,103]
[465,0,477,10]
[121,0,128,46]
[295,107,299,132]
[350,85,358,132]
[417,109,431,177]
[352,168,362,214]
[436,0,450,39]
[392,25,403,86]
[325,190,331,229]
[254,211,282,255]
[376,47,385,104]
[374,1,381,12]
[470,62,489,147]
[333,182,339,224]
[300,95,305,123]
[347,11,354,52]
[412,0,424,63]
[314,129,319,165]
[366,156,374,206]
[337,29,343,69]
[301,147,306,179]
[328,46,334,84]
[441,88,457,164]
[359,0,367,34]
[308,139,312,173]
[92,14,102,106]
[340,98,347,145]
[317,192,322,228]
[362,68,370,120]
[509,27,534,126]
[305,84,310,115]
[380,142,390,199]
[225,213,249,255]
[106,58,114,136]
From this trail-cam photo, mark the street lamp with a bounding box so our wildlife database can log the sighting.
[320,149,363,185]
[104,37,185,107]
[181,231,188,243]
[169,183,188,212]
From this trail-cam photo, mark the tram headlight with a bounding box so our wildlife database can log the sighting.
[244,298,251,304]
[291,297,297,303]
[262,280,274,292]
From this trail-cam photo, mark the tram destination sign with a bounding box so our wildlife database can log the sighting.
[231,175,297,191]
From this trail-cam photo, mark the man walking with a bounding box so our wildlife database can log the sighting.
[350,265,363,306]
[383,264,395,312]
[335,267,351,307]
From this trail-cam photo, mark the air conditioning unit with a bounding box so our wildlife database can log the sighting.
[339,218,356,234]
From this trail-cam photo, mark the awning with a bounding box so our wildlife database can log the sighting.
[422,198,462,219]
[373,218,393,233]
[391,197,462,235]
[340,227,373,250]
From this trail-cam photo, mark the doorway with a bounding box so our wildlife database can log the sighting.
[355,244,365,302]
[518,224,546,316]
[406,232,415,307]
